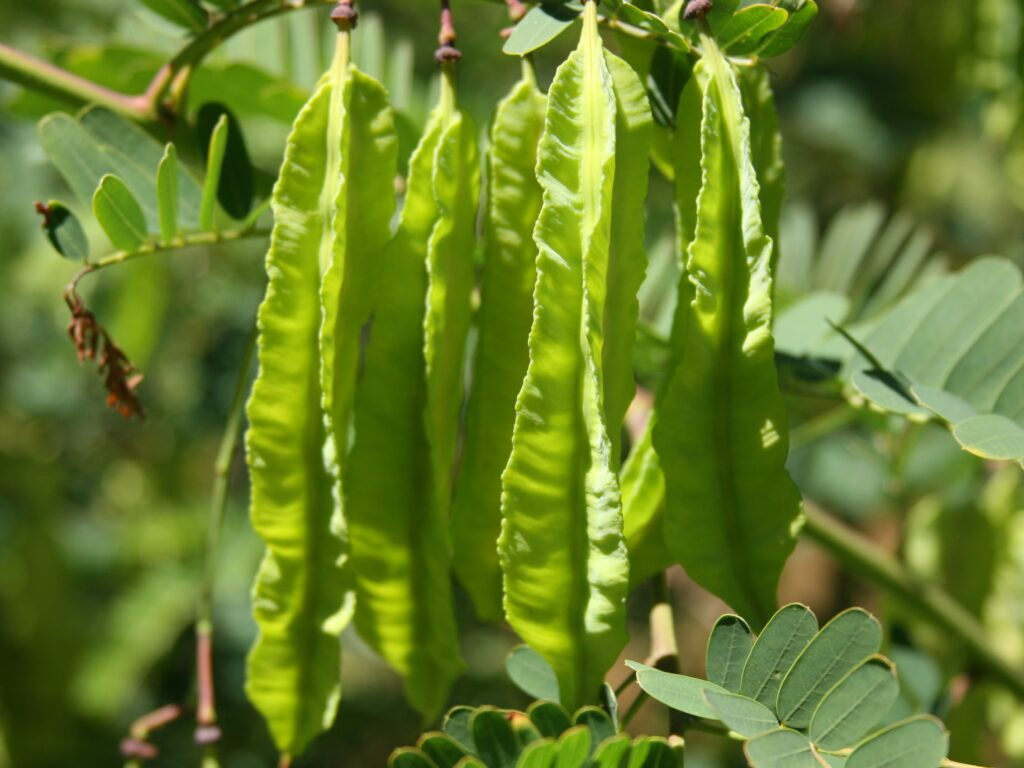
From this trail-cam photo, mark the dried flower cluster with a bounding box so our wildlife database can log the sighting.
[64,286,145,420]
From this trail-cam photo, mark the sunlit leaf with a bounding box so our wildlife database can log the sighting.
[503,3,580,56]
[93,174,147,251]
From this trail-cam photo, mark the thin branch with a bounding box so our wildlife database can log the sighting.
[802,507,1024,701]
[0,0,337,122]
[194,322,258,758]
[81,226,271,279]
[0,44,150,118]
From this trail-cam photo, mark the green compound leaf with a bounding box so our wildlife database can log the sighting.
[346,84,463,719]
[82,107,202,230]
[499,3,632,712]
[472,709,521,768]
[652,38,801,625]
[706,614,754,692]
[155,144,179,241]
[136,0,208,31]
[39,200,89,261]
[776,608,882,728]
[741,604,818,708]
[93,173,147,251]
[744,729,827,768]
[626,660,729,721]
[703,689,779,738]
[452,69,546,622]
[809,656,898,750]
[504,3,581,56]
[418,732,469,768]
[508,645,561,703]
[845,716,948,768]
[528,701,573,738]
[842,257,1024,468]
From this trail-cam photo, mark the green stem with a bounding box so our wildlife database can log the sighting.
[0,0,336,121]
[0,44,150,118]
[87,227,270,273]
[194,322,258,759]
[803,508,1024,700]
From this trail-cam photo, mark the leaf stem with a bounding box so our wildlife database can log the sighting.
[802,507,1024,700]
[85,227,270,275]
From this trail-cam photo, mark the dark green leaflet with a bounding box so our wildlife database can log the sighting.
[499,3,648,711]
[245,33,395,756]
[345,69,472,719]
[451,66,546,622]
[651,38,801,625]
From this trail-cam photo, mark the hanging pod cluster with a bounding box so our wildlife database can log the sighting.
[245,0,803,758]
[247,0,481,755]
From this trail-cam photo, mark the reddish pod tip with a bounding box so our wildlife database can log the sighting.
[683,0,713,20]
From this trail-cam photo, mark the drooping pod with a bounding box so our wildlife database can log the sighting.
[245,10,398,758]
[499,1,652,711]
[344,49,479,719]
[451,61,546,622]
[650,32,802,625]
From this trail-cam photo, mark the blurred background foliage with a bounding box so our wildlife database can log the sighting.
[1,0,1024,766]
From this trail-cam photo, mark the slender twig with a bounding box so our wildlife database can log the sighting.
[0,0,336,121]
[802,508,1024,700]
[73,227,271,287]
[0,44,150,116]
[194,323,259,759]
